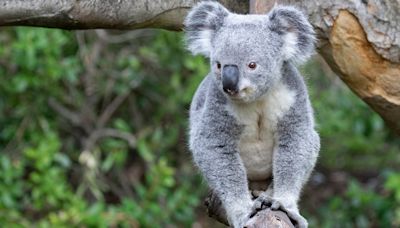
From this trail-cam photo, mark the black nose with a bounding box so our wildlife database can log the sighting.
[222,65,239,95]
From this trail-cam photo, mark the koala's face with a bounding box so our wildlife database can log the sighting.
[211,21,283,102]
[184,2,315,103]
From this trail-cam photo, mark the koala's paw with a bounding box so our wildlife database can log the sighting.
[227,202,252,228]
[251,195,308,228]
[228,210,251,228]
[231,215,250,228]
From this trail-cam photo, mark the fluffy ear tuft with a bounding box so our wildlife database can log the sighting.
[184,1,229,57]
[268,6,316,63]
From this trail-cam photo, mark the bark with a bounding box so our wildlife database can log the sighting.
[254,0,400,135]
[277,0,400,136]
[0,0,248,30]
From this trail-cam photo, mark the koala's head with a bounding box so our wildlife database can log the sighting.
[184,2,315,103]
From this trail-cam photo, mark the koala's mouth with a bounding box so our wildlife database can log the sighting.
[226,87,253,102]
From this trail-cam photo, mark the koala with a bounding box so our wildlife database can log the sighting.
[185,2,320,228]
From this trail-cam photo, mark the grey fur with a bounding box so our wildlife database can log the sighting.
[185,2,320,228]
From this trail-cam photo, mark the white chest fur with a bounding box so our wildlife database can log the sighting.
[228,82,296,181]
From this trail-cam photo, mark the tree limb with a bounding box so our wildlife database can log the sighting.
[84,128,137,151]
[205,190,294,228]
[0,0,248,30]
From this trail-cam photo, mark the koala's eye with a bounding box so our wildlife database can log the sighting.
[248,62,257,70]
[216,62,221,70]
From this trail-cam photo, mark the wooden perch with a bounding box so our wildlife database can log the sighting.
[205,190,294,227]
[245,209,294,228]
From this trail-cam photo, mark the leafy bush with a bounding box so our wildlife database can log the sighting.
[0,28,204,227]
[310,172,400,227]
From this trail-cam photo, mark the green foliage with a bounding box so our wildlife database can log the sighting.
[0,27,399,227]
[120,160,200,226]
[310,173,400,227]
[0,131,101,227]
[302,60,400,171]
[0,28,205,227]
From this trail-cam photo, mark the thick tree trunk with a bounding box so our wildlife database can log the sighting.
[1,0,399,134]
[278,0,400,136]
[257,0,400,135]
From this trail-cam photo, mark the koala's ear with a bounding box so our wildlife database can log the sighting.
[268,6,316,63]
[184,1,229,57]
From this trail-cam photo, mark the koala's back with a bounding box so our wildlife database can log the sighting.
[190,74,212,115]
[189,74,212,135]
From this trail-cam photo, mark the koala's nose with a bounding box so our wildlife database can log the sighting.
[222,65,239,95]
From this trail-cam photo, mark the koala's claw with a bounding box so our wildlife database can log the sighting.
[251,195,308,228]
[250,195,273,216]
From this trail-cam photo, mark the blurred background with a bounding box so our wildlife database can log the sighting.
[0,28,399,227]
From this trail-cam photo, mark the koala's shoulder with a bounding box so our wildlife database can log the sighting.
[190,75,226,112]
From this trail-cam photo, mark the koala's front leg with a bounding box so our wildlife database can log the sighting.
[253,108,319,228]
[191,128,252,227]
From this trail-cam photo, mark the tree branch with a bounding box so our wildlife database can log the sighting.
[205,190,294,228]
[0,0,248,30]
[84,128,137,151]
